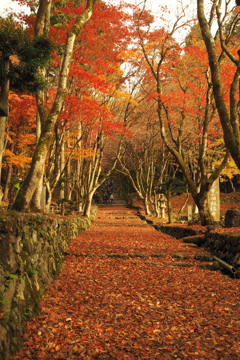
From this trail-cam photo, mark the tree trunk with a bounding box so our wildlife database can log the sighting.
[153,192,160,217]
[229,178,236,193]
[178,191,189,215]
[77,193,83,212]
[166,186,172,224]
[44,180,53,214]
[0,60,10,183]
[195,178,217,226]
[196,193,214,226]
[60,140,65,199]
[2,164,13,202]
[30,109,44,211]
[30,175,44,212]
[0,115,7,183]
[83,191,94,217]
[12,122,53,211]
[197,0,240,169]
[144,197,151,215]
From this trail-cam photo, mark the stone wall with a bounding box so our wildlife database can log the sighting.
[154,224,206,239]
[155,224,240,278]
[204,229,240,275]
[0,210,96,360]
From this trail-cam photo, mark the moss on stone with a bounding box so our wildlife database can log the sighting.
[0,209,96,359]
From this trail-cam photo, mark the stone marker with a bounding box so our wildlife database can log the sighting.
[208,178,220,221]
[225,208,240,227]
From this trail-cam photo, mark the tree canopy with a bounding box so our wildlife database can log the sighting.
[0,0,239,225]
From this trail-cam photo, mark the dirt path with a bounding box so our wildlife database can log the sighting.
[13,207,239,360]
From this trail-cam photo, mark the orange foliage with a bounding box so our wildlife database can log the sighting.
[3,92,36,170]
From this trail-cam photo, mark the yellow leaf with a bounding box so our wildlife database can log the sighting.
[55,344,61,351]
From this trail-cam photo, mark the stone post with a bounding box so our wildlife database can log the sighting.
[208,178,220,221]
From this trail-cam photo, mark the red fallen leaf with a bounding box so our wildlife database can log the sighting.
[11,207,240,360]
[92,323,99,329]
[25,342,34,346]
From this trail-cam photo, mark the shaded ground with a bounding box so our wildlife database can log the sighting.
[13,207,239,360]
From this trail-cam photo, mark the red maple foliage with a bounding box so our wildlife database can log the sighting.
[12,207,239,360]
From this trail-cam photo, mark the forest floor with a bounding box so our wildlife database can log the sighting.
[12,205,239,360]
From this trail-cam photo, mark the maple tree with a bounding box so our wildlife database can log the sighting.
[2,92,37,203]
[65,100,124,217]
[0,13,52,189]
[1,0,239,218]
[118,134,161,216]
[36,1,133,215]
[197,0,240,169]
[11,0,97,212]
[116,93,174,217]
[130,3,232,225]
[4,0,135,214]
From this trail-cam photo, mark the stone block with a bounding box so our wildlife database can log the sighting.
[225,208,240,227]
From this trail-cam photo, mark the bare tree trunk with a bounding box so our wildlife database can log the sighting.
[153,191,160,217]
[60,140,65,199]
[196,194,214,226]
[2,164,13,202]
[0,60,10,183]
[12,125,53,211]
[0,115,7,183]
[66,159,72,200]
[30,111,44,211]
[30,175,44,212]
[178,191,190,215]
[229,178,236,193]
[166,186,172,224]
[83,191,94,217]
[144,197,151,215]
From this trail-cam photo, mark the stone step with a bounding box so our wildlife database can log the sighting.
[97,216,137,219]
[97,202,127,207]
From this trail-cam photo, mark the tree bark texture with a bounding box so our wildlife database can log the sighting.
[0,59,10,182]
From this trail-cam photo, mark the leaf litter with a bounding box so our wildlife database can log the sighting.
[12,207,239,360]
